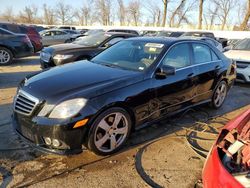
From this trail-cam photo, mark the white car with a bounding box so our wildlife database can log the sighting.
[224,38,250,83]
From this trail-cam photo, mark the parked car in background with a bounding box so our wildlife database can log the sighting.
[0,28,34,65]
[83,29,105,36]
[107,29,139,35]
[77,29,89,34]
[140,30,159,36]
[14,37,236,155]
[203,109,250,188]
[224,38,250,83]
[40,32,136,68]
[180,36,224,52]
[58,26,76,30]
[181,31,215,39]
[0,22,42,52]
[39,29,77,46]
[156,31,184,37]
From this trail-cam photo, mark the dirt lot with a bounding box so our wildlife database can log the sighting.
[0,55,250,188]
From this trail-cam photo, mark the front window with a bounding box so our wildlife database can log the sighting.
[92,40,165,71]
[73,33,109,46]
[233,39,250,50]
[162,43,190,68]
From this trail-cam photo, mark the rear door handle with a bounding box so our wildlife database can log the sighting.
[187,73,194,78]
[215,65,221,70]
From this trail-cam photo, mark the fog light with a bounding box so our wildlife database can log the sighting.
[44,137,52,145]
[52,139,61,147]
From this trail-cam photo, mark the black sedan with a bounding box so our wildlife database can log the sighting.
[40,32,136,69]
[13,37,236,155]
[0,28,34,65]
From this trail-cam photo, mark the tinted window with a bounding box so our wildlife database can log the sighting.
[233,39,250,50]
[55,31,66,35]
[192,43,211,64]
[105,37,124,46]
[211,50,219,61]
[19,26,27,33]
[162,43,190,68]
[92,40,165,71]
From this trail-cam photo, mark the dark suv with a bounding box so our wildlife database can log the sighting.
[0,23,42,52]
[0,28,34,65]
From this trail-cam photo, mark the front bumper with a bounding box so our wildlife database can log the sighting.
[237,67,250,83]
[12,112,88,155]
[40,59,55,69]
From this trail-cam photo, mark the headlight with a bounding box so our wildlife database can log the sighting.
[48,98,87,119]
[53,54,73,60]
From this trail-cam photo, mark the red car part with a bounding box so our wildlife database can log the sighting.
[203,109,250,188]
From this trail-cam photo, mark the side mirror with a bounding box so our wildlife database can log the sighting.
[155,65,175,79]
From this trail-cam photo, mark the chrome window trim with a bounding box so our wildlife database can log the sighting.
[151,41,222,77]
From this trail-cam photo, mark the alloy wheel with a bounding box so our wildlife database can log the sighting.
[214,82,227,108]
[94,112,129,153]
[0,50,10,64]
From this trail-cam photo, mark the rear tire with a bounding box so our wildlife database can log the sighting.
[0,47,13,65]
[210,81,228,109]
[87,107,132,156]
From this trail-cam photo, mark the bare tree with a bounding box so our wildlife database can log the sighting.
[127,0,141,26]
[117,0,126,26]
[176,0,196,27]
[162,0,169,27]
[212,0,236,30]
[75,1,92,25]
[18,5,38,23]
[169,0,196,27]
[95,0,112,26]
[145,1,161,26]
[198,0,204,29]
[55,1,73,25]
[240,0,250,30]
[0,7,15,22]
[43,4,56,25]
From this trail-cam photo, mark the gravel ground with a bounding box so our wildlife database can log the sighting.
[0,55,250,188]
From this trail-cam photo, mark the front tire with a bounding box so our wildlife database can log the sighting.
[211,81,228,109]
[87,107,132,156]
[0,47,13,65]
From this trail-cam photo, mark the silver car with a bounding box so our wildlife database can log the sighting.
[39,29,74,46]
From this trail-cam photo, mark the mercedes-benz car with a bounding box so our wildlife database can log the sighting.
[224,38,250,83]
[12,37,236,155]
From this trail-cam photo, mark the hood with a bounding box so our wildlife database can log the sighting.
[43,43,89,54]
[224,50,250,62]
[21,60,143,103]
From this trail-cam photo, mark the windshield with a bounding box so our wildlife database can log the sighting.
[73,33,109,46]
[233,39,250,50]
[92,40,165,72]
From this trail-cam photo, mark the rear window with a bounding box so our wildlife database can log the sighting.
[192,43,212,64]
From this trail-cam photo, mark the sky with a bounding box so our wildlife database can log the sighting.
[0,0,246,26]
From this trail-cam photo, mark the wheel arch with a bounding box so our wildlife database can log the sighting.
[0,45,15,57]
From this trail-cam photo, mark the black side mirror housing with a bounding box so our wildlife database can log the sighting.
[155,65,176,79]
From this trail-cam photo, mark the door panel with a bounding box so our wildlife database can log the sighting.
[149,43,197,120]
[151,67,196,119]
[191,43,221,102]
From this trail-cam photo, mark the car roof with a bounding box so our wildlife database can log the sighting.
[104,32,138,37]
[125,36,212,46]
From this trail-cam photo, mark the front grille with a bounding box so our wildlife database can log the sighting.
[14,90,39,116]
